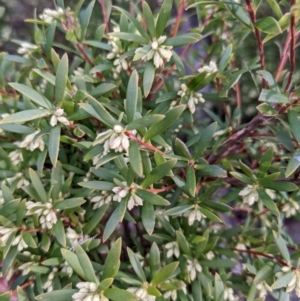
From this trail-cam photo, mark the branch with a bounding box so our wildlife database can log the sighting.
[285,0,296,92]
[245,0,266,88]
[172,0,185,37]
[98,0,109,33]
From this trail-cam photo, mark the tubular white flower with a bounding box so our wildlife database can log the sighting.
[282,198,300,218]
[91,192,112,209]
[187,259,202,281]
[39,7,64,23]
[18,130,45,152]
[178,84,205,114]
[0,226,15,244]
[73,282,101,301]
[0,191,4,206]
[134,36,173,69]
[223,287,237,301]
[239,185,259,206]
[8,149,24,165]
[127,194,143,210]
[50,108,70,127]
[184,205,206,226]
[198,61,218,75]
[12,234,28,252]
[165,241,180,258]
[127,287,155,301]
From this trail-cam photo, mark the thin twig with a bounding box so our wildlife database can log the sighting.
[285,0,296,92]
[98,0,109,33]
[172,0,185,37]
[245,0,266,88]
[147,184,176,193]
[217,77,233,129]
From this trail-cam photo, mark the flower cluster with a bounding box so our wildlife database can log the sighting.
[198,61,218,76]
[26,201,58,230]
[17,42,38,54]
[18,130,45,152]
[90,191,112,209]
[187,258,202,281]
[165,241,180,258]
[184,205,206,226]
[223,287,237,301]
[134,36,173,68]
[127,286,155,301]
[112,182,143,210]
[50,108,70,127]
[239,184,259,206]
[94,125,132,156]
[9,149,24,165]
[278,267,300,297]
[43,267,58,292]
[282,198,300,218]
[0,226,15,245]
[177,83,205,114]
[11,234,28,252]
[107,40,128,74]
[39,7,64,23]
[72,282,106,301]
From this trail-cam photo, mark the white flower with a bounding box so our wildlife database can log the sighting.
[198,61,218,75]
[235,242,247,251]
[18,130,45,152]
[50,108,70,127]
[0,226,15,244]
[127,193,143,210]
[67,228,79,244]
[43,268,58,292]
[9,149,24,165]
[90,192,112,209]
[112,183,142,210]
[177,84,205,114]
[165,241,180,258]
[163,290,177,301]
[0,191,4,206]
[17,42,38,54]
[187,259,202,281]
[13,172,30,189]
[256,281,272,298]
[282,198,300,218]
[277,267,300,297]
[112,184,129,202]
[223,287,237,301]
[184,205,206,226]
[127,287,155,301]
[74,67,84,77]
[39,7,64,23]
[72,282,105,301]
[134,36,173,69]
[61,261,73,276]
[206,251,215,260]
[239,185,259,206]
[26,201,58,230]
[11,234,28,252]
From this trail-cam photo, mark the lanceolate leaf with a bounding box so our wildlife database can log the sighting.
[0,109,51,124]
[142,201,155,235]
[151,261,179,285]
[129,140,143,177]
[55,53,68,103]
[102,238,122,279]
[126,70,139,123]
[49,126,61,167]
[156,0,173,37]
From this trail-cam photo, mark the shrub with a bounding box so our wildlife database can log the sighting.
[0,0,299,300]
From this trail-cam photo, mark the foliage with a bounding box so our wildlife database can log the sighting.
[0,0,300,300]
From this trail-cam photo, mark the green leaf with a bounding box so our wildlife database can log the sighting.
[99,278,114,291]
[0,109,51,124]
[142,201,155,235]
[195,164,227,178]
[90,83,116,97]
[144,105,185,141]
[126,70,139,124]
[127,247,147,282]
[135,189,170,206]
[165,33,201,47]
[129,140,143,177]
[165,205,194,216]
[35,290,78,301]
[219,44,233,72]
[102,237,122,279]
[257,71,281,92]
[230,172,254,185]
[55,53,68,103]
[262,181,298,191]
[286,151,300,177]
[29,168,47,203]
[109,32,148,44]
[274,231,290,263]
[54,198,86,210]
[271,272,294,290]
[174,138,191,159]
[266,0,282,18]
[258,89,289,104]
[83,205,108,234]
[256,103,278,116]
[288,110,300,144]
[143,2,156,38]
[151,261,179,285]
[49,125,61,167]
[85,94,117,127]
[141,159,177,188]
[193,122,217,158]
[150,242,160,277]
[9,83,54,109]
[52,219,66,246]
[253,265,273,284]
[176,231,191,256]
[61,248,85,278]
[17,286,29,301]
[103,201,127,242]
[0,124,35,134]
[104,288,136,301]
[255,17,282,34]
[201,259,237,268]
[186,167,196,197]
[75,244,98,283]
[80,0,95,40]
[143,61,155,97]
[78,181,115,191]
[156,0,173,37]
[225,1,253,28]
[257,189,279,216]
[126,114,164,130]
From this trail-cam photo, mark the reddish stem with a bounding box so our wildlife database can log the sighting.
[147,184,176,193]
[245,0,266,88]
[172,0,185,37]
[98,0,109,33]
[285,0,296,92]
